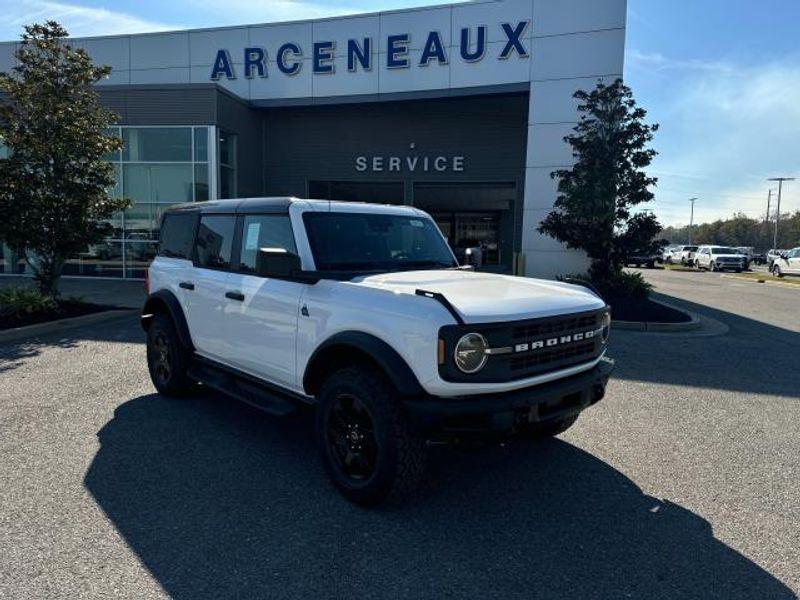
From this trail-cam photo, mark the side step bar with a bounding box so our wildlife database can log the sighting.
[187,358,310,416]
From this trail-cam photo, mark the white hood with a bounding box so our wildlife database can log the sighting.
[352,270,606,323]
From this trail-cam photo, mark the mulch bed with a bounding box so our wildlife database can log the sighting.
[607,296,691,324]
[0,301,117,331]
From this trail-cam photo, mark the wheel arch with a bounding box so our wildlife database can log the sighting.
[140,290,194,351]
[303,331,425,398]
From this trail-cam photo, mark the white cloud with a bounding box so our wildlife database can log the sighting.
[185,0,359,25]
[629,54,800,226]
[0,0,177,40]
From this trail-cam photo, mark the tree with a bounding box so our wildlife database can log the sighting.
[538,79,660,283]
[0,22,128,297]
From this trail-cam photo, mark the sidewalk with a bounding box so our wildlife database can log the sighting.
[0,276,145,309]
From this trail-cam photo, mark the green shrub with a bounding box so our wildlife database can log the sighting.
[559,270,653,302]
[0,286,58,318]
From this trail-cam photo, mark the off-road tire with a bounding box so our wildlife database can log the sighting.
[146,313,195,396]
[516,414,579,440]
[316,366,426,506]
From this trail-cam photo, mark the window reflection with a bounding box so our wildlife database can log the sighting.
[63,125,212,278]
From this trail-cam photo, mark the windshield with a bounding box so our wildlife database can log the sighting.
[711,247,737,254]
[303,212,458,272]
[683,246,698,251]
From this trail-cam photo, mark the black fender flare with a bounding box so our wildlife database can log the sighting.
[303,331,425,397]
[140,290,194,351]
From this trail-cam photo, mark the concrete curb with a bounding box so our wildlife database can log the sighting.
[612,299,701,333]
[0,309,138,344]
[721,274,800,290]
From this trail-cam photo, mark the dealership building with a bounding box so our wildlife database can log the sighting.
[0,0,627,279]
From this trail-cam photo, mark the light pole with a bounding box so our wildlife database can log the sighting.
[687,198,697,244]
[767,178,795,250]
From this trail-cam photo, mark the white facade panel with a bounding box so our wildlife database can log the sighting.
[378,50,450,94]
[80,38,130,71]
[130,67,191,84]
[247,23,314,64]
[131,33,190,70]
[525,122,575,169]
[190,65,249,96]
[533,0,626,37]
[452,0,533,44]
[190,28,249,67]
[449,40,531,88]
[96,69,131,86]
[312,55,379,96]
[378,7,453,52]
[313,15,380,57]
[256,61,313,98]
[529,75,617,124]
[0,43,17,73]
[521,167,560,209]
[531,28,625,81]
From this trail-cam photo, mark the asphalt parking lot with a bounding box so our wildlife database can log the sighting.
[0,272,798,599]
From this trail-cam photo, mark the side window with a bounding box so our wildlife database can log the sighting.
[238,215,297,273]
[195,215,236,270]
[158,213,198,259]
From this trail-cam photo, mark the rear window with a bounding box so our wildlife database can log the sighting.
[159,213,198,259]
[195,215,236,270]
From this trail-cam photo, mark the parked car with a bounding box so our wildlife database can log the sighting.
[751,251,767,266]
[142,198,614,505]
[661,245,679,263]
[767,249,788,269]
[694,245,748,272]
[771,248,800,277]
[667,245,699,265]
[626,252,659,268]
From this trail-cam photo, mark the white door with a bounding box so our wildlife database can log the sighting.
[788,249,800,274]
[185,214,237,362]
[222,214,305,388]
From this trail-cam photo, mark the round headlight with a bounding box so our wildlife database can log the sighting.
[601,311,611,343]
[454,333,489,373]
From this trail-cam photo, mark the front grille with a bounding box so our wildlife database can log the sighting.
[438,308,607,384]
[508,341,596,372]
[512,314,598,342]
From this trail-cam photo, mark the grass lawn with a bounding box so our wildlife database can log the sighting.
[728,272,800,286]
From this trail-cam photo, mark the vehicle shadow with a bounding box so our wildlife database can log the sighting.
[610,292,799,399]
[84,392,795,599]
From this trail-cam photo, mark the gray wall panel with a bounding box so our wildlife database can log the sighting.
[216,91,264,198]
[97,85,217,125]
[263,93,528,192]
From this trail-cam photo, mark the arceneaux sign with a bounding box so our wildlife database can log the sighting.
[210,21,530,80]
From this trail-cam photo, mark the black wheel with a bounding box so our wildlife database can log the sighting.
[647,260,655,269]
[773,265,783,278]
[710,261,717,272]
[146,313,194,396]
[516,414,579,440]
[316,366,426,506]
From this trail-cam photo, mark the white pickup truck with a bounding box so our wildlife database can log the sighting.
[142,198,613,505]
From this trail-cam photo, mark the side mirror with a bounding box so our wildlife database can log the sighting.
[256,247,302,280]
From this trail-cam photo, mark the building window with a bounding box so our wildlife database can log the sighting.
[59,125,214,279]
[219,131,237,199]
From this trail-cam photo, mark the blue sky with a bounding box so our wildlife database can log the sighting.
[1,0,798,226]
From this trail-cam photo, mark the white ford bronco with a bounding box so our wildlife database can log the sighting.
[143,198,613,505]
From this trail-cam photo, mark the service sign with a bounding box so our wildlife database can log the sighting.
[209,21,530,81]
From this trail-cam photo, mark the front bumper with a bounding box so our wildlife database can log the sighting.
[404,357,614,434]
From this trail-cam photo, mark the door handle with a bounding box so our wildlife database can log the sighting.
[179,281,195,290]
[225,291,245,302]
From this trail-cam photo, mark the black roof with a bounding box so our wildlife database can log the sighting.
[167,197,293,215]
